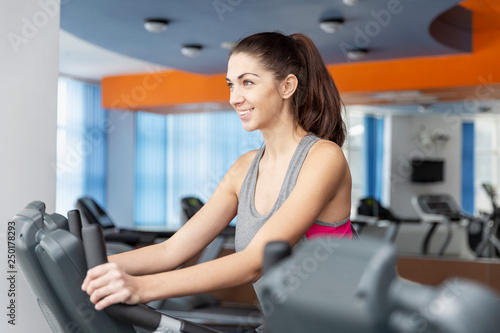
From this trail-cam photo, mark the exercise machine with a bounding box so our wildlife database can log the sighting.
[180,197,205,224]
[475,184,500,258]
[76,197,173,246]
[411,194,475,257]
[15,201,500,333]
[355,197,410,243]
[14,201,257,332]
[15,201,222,332]
[260,238,500,333]
[77,196,262,329]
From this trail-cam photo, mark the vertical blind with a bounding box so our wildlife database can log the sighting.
[56,77,107,215]
[135,110,263,228]
[134,112,167,226]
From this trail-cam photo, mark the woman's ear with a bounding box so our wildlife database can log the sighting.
[281,74,298,100]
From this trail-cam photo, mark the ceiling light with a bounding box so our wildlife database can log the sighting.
[346,49,368,61]
[144,18,169,33]
[220,41,235,50]
[418,104,433,113]
[343,0,360,5]
[181,44,203,57]
[319,18,345,33]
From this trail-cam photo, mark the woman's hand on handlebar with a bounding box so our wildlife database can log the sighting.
[82,262,142,310]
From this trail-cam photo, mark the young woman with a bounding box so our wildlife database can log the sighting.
[82,32,352,326]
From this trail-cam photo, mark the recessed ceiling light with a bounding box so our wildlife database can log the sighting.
[144,18,169,33]
[346,49,368,61]
[343,0,360,5]
[181,44,203,57]
[319,18,345,33]
[220,41,236,50]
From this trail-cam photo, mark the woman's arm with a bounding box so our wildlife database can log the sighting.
[94,149,253,278]
[83,143,350,309]
[108,183,238,276]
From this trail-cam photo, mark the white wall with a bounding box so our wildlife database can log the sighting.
[386,114,462,218]
[106,110,135,229]
[0,1,60,332]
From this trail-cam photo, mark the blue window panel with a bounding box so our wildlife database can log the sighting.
[83,83,107,207]
[164,111,262,229]
[56,77,107,214]
[462,122,474,214]
[135,110,262,229]
[135,112,167,226]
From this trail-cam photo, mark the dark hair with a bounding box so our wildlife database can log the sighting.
[230,32,346,147]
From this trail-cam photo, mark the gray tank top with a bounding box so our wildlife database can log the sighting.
[234,133,320,300]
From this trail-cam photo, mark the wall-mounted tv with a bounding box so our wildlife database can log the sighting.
[411,159,444,183]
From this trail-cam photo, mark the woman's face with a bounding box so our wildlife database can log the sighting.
[226,53,286,133]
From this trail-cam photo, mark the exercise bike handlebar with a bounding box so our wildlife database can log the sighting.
[81,224,220,333]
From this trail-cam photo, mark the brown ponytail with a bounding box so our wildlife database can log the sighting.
[230,32,346,147]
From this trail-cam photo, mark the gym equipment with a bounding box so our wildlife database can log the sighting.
[475,184,500,258]
[181,197,205,224]
[14,201,221,332]
[76,197,174,246]
[411,194,474,257]
[356,197,405,243]
[260,238,500,333]
[78,196,262,329]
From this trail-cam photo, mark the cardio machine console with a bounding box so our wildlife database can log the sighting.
[414,194,463,222]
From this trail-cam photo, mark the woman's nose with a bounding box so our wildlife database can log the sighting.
[229,88,244,106]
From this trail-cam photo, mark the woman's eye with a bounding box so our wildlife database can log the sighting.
[227,82,234,90]
[243,80,254,86]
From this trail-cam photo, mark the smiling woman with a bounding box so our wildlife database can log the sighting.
[82,31,352,333]
[228,32,346,144]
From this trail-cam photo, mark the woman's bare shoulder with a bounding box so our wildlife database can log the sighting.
[302,138,350,182]
[309,139,346,162]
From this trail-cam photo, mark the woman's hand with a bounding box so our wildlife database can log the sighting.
[81,262,142,310]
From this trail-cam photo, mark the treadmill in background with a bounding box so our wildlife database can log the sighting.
[76,197,174,246]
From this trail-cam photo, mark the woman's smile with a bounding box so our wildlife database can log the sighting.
[238,107,255,119]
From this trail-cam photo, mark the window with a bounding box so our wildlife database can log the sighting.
[474,117,499,213]
[55,77,107,215]
[344,112,366,214]
[134,110,263,228]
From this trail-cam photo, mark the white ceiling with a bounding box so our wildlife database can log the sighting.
[58,29,168,82]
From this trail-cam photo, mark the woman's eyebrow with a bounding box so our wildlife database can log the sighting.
[238,72,259,79]
[226,72,260,81]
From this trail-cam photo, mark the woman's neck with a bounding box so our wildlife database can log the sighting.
[260,125,308,163]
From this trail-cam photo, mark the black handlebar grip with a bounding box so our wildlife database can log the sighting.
[105,303,162,332]
[82,224,108,268]
[262,241,291,274]
[67,209,83,240]
[81,224,162,331]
